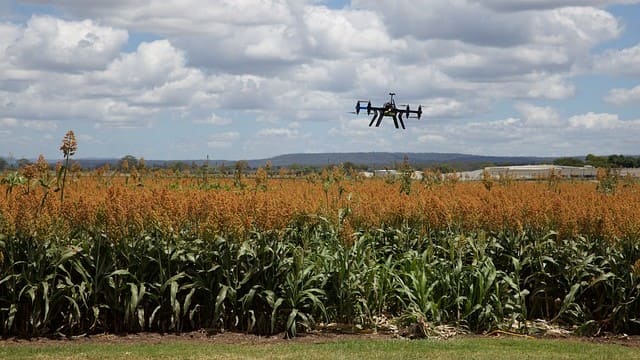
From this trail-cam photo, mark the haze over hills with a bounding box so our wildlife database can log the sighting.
[245,152,555,169]
[33,152,557,170]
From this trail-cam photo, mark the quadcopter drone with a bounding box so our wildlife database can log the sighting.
[354,93,422,129]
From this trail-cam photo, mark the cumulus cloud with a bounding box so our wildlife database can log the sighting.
[515,103,562,127]
[256,127,300,138]
[22,120,58,131]
[1,1,639,159]
[594,43,640,76]
[478,0,640,12]
[353,1,620,48]
[417,133,446,144]
[605,84,640,105]
[418,98,486,118]
[194,113,232,126]
[567,112,640,129]
[7,16,128,72]
[96,40,194,88]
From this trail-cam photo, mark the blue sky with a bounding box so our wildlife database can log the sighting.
[1,0,639,160]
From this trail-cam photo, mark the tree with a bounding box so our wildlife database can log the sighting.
[170,161,188,172]
[17,158,31,168]
[289,163,302,176]
[0,157,6,172]
[585,154,609,168]
[553,157,585,167]
[119,155,138,171]
[342,161,367,172]
[608,154,635,168]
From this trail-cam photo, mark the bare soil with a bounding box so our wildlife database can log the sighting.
[1,330,639,348]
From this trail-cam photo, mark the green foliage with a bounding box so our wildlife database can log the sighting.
[4,337,640,359]
[553,157,585,167]
[1,172,26,199]
[119,155,139,172]
[0,226,638,338]
[597,168,618,194]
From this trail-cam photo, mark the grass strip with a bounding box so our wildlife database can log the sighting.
[0,337,636,360]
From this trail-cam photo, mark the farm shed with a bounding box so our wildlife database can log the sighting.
[484,165,596,179]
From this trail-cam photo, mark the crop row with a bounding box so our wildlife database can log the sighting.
[1,224,638,338]
[1,176,640,241]
[1,174,639,337]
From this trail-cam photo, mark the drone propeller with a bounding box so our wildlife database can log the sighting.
[417,105,422,119]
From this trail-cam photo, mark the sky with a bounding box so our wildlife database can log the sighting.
[0,0,639,161]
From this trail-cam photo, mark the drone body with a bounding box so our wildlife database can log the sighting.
[355,93,422,129]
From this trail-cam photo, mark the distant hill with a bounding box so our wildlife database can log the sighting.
[61,152,554,171]
[246,152,553,169]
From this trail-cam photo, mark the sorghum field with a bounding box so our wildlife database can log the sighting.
[1,165,639,338]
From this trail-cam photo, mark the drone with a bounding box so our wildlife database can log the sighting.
[354,93,422,129]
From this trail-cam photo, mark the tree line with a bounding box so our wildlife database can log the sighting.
[553,154,640,168]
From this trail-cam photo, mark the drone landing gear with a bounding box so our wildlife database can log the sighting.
[396,114,406,130]
[368,111,406,129]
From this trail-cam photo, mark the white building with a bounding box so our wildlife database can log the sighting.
[484,165,597,179]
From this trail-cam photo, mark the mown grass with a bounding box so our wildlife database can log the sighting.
[0,337,636,360]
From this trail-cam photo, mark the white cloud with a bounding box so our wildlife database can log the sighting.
[328,115,391,149]
[419,98,485,118]
[353,1,620,49]
[0,118,19,127]
[524,75,576,99]
[478,0,640,12]
[605,84,640,105]
[515,103,562,127]
[256,127,300,138]
[417,133,446,143]
[303,7,406,58]
[594,43,640,76]
[1,1,639,159]
[22,120,58,131]
[568,112,623,129]
[7,16,128,72]
[195,113,232,126]
[96,40,193,88]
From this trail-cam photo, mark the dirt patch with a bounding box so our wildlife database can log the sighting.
[575,334,640,348]
[0,330,395,347]
[1,330,639,348]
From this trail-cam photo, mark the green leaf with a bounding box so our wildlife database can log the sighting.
[286,309,299,337]
[183,288,196,317]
